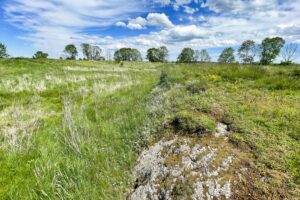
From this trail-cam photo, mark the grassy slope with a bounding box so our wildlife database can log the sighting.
[0,59,299,198]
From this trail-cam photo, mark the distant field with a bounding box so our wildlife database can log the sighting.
[0,59,299,199]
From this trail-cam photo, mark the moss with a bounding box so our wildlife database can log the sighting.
[171,111,216,135]
[171,181,194,198]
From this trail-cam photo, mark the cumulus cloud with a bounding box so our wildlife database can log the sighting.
[117,13,174,30]
[116,21,126,27]
[127,23,144,30]
[147,13,174,28]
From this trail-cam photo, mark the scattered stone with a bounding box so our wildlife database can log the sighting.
[128,130,235,200]
[215,122,229,138]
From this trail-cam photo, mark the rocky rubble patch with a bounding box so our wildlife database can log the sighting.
[128,123,237,200]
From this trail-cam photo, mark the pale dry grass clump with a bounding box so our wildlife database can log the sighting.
[64,66,128,72]
[0,74,47,93]
[0,103,49,151]
[92,79,141,94]
[59,96,91,155]
[0,72,123,93]
[0,69,139,153]
[64,66,157,73]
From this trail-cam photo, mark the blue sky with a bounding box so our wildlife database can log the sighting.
[1,0,300,62]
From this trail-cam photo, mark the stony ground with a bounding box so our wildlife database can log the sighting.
[128,123,240,200]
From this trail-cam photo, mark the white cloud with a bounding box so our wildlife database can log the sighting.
[152,0,199,13]
[153,0,172,5]
[4,0,149,57]
[127,23,144,30]
[117,13,174,30]
[183,6,196,14]
[116,21,126,27]
[146,13,174,28]
[168,25,207,41]
[201,0,278,15]
[125,17,148,30]
[198,15,206,22]
[106,0,300,61]
[130,17,148,26]
[174,0,193,7]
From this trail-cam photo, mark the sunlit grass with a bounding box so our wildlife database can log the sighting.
[0,59,299,198]
[0,59,160,199]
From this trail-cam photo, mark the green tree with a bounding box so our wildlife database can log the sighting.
[131,49,142,61]
[158,46,168,62]
[81,43,91,60]
[147,46,168,62]
[177,48,196,63]
[218,47,235,63]
[147,48,160,62]
[114,48,142,61]
[91,46,103,60]
[238,40,257,64]
[81,44,104,61]
[33,51,48,59]
[0,42,9,58]
[196,49,211,62]
[260,37,285,65]
[64,44,78,60]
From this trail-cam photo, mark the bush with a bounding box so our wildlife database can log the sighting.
[33,51,48,59]
[171,111,216,135]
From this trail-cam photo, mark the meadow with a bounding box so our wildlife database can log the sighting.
[0,59,299,199]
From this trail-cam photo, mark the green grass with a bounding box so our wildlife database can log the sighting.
[0,59,160,199]
[0,59,299,198]
[161,63,300,190]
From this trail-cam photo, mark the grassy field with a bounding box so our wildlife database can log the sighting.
[160,64,300,198]
[0,59,299,199]
[0,59,161,199]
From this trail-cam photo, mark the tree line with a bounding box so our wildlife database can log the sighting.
[176,37,297,65]
[0,37,298,65]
